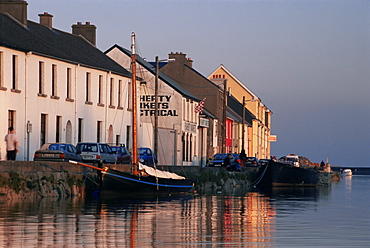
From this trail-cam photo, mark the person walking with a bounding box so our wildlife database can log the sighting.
[4,127,19,160]
[239,149,247,167]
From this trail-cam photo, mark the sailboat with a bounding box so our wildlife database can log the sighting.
[70,33,194,194]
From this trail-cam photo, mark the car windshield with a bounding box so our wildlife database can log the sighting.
[47,144,67,151]
[111,147,119,152]
[79,144,98,152]
[214,154,227,160]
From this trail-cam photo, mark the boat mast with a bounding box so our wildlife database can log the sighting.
[131,32,138,174]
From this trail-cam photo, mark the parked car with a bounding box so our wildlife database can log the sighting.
[138,147,157,166]
[76,142,116,164]
[110,145,131,164]
[34,143,82,162]
[208,153,240,167]
[244,157,260,167]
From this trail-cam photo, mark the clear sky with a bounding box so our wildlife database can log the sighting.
[28,0,369,167]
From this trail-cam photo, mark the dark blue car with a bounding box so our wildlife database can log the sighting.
[139,147,158,166]
[208,153,240,167]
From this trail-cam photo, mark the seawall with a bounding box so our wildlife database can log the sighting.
[0,161,331,199]
[0,161,260,198]
[0,161,97,200]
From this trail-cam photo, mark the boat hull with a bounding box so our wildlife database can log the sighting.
[255,160,320,187]
[101,168,194,194]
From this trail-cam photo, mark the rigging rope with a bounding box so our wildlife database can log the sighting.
[249,162,269,186]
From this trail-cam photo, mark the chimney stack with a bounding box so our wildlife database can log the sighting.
[72,22,97,46]
[0,0,28,26]
[186,57,193,68]
[39,12,53,28]
[168,52,193,68]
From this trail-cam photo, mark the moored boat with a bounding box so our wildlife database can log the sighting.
[341,169,352,176]
[252,159,321,187]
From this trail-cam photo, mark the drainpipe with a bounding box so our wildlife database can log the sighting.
[105,71,111,143]
[25,52,30,160]
[74,64,79,143]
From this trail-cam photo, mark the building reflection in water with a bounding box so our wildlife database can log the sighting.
[0,192,277,247]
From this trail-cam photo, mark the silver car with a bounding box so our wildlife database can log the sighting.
[76,142,116,164]
[34,143,83,162]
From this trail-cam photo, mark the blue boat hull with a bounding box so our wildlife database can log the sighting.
[101,168,194,194]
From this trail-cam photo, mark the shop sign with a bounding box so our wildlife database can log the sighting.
[199,118,209,127]
[184,121,197,134]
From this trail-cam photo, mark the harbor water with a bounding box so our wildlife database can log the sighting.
[0,174,369,247]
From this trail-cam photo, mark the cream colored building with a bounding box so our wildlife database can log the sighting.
[106,45,203,166]
[208,65,272,159]
[0,2,132,160]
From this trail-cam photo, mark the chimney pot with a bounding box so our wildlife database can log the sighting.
[39,12,53,28]
[72,22,97,46]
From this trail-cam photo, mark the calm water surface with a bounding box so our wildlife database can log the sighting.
[0,175,369,247]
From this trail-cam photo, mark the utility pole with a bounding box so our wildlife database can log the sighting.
[222,79,227,153]
[154,56,159,158]
[242,96,245,151]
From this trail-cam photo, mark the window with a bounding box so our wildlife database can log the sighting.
[265,111,269,128]
[98,75,103,105]
[78,118,83,142]
[97,121,102,143]
[41,114,47,146]
[51,64,59,99]
[0,51,4,89]
[56,116,61,142]
[126,125,131,150]
[118,79,122,108]
[8,110,15,129]
[109,78,114,107]
[85,72,91,104]
[66,68,72,100]
[116,135,120,145]
[127,80,132,110]
[12,55,18,90]
[38,61,45,95]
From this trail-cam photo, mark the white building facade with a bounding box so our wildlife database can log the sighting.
[0,3,132,161]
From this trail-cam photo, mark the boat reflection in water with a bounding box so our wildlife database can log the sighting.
[0,183,330,247]
[90,190,277,247]
[0,190,279,247]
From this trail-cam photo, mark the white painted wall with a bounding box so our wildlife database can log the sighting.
[0,46,131,161]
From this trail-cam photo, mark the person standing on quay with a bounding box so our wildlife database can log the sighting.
[4,127,19,160]
[239,149,247,167]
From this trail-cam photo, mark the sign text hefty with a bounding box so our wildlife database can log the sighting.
[140,95,178,117]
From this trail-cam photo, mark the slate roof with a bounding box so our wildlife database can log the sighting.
[227,94,255,126]
[0,13,131,78]
[106,45,200,102]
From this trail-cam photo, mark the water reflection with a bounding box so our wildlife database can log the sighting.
[0,186,332,247]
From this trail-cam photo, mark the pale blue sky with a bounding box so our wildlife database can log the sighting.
[28,0,369,166]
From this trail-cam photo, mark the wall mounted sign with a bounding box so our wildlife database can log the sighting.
[140,95,178,117]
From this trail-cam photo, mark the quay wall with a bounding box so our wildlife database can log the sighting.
[0,161,258,198]
[0,161,332,199]
[0,161,97,200]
